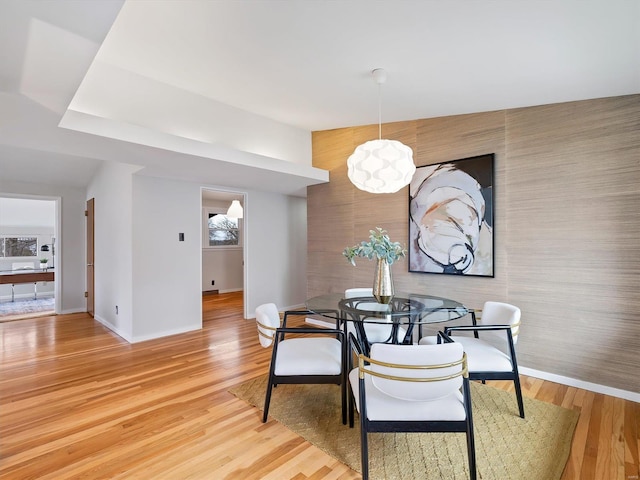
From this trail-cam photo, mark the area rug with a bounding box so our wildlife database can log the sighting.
[0,297,55,322]
[229,375,578,480]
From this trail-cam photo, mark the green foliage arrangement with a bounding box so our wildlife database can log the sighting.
[342,227,407,266]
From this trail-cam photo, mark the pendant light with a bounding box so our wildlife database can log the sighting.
[227,199,243,218]
[347,69,415,194]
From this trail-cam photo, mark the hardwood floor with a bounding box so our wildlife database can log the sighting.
[1,292,638,479]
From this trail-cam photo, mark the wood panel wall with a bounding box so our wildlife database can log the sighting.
[308,94,640,394]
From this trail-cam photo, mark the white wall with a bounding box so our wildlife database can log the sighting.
[0,197,55,227]
[127,179,309,323]
[0,182,86,314]
[87,162,137,340]
[84,164,308,341]
[202,247,244,293]
[287,196,307,304]
[245,191,307,313]
[131,175,202,341]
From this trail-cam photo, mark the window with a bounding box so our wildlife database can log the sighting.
[0,237,38,257]
[207,213,240,247]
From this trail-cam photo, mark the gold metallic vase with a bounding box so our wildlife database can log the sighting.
[373,257,394,304]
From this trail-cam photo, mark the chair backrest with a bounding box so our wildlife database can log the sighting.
[480,301,521,342]
[255,303,281,348]
[345,288,389,314]
[345,288,373,298]
[12,262,34,271]
[365,343,465,401]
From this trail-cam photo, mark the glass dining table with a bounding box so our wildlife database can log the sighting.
[305,292,469,356]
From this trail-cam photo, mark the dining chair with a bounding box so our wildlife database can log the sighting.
[10,262,37,301]
[420,301,525,418]
[344,288,407,345]
[255,303,347,424]
[348,340,476,480]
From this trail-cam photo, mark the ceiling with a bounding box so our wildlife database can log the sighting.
[1,0,638,196]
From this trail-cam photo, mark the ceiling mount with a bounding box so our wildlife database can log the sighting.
[371,68,387,85]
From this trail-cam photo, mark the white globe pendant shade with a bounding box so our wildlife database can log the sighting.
[347,139,416,194]
[346,68,416,194]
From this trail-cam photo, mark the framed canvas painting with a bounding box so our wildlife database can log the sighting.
[408,153,494,277]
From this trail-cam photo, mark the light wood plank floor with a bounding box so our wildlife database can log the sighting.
[1,292,638,479]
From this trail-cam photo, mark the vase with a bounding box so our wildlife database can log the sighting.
[373,257,394,304]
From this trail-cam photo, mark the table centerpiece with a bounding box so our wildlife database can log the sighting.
[342,227,407,304]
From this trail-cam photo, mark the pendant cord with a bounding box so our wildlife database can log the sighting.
[378,82,382,140]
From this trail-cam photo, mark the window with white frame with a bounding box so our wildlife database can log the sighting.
[206,211,241,247]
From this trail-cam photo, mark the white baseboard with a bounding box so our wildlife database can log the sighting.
[305,317,338,329]
[7,306,86,315]
[94,314,132,343]
[131,324,201,343]
[94,314,201,344]
[519,366,640,403]
[59,307,86,315]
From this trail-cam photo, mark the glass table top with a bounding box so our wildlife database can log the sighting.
[305,292,468,325]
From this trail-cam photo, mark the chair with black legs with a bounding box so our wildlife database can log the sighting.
[255,303,347,425]
[344,288,408,346]
[348,338,476,480]
[420,300,525,418]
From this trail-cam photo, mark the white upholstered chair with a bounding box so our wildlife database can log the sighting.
[420,301,525,418]
[344,288,407,345]
[255,303,346,424]
[348,342,476,480]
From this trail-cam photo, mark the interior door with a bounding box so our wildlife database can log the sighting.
[86,198,95,317]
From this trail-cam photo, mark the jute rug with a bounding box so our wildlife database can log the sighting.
[230,375,578,480]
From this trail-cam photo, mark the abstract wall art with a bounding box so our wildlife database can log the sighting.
[408,153,494,277]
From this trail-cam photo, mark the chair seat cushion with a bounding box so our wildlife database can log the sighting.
[419,335,513,372]
[347,322,407,344]
[348,368,466,421]
[274,337,342,376]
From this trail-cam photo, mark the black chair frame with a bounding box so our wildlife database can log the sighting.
[340,298,418,357]
[262,310,347,425]
[441,321,525,419]
[348,333,476,480]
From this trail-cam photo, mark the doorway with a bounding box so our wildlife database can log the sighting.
[201,188,246,318]
[0,195,59,321]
